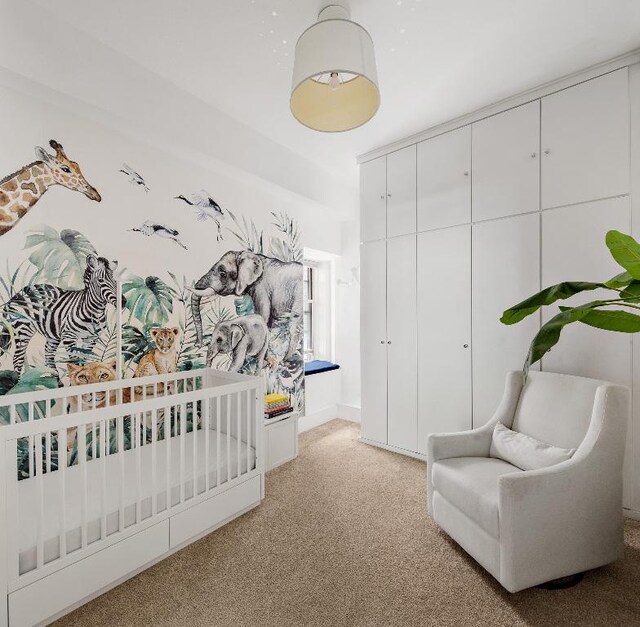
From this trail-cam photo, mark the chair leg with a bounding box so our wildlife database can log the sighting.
[536,572,585,590]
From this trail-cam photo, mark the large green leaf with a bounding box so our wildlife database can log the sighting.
[523,302,606,373]
[501,282,606,325]
[24,226,97,289]
[620,281,640,302]
[605,271,634,289]
[573,307,640,333]
[606,230,640,279]
[122,275,174,326]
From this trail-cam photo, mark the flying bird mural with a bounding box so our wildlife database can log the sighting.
[175,190,225,241]
[129,221,187,249]
[119,163,150,192]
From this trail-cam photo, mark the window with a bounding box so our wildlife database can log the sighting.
[303,263,315,361]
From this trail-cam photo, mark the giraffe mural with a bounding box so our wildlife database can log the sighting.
[0,139,101,237]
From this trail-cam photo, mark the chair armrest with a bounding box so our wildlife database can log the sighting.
[427,425,494,462]
[498,455,623,591]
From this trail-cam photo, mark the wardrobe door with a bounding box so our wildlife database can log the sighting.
[472,214,540,427]
[417,126,471,231]
[472,101,540,221]
[387,234,418,452]
[360,156,387,242]
[386,145,417,238]
[542,68,630,209]
[541,197,631,387]
[360,240,388,444]
[417,225,471,454]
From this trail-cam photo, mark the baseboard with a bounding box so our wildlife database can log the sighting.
[358,437,427,462]
[337,403,361,423]
[624,507,640,521]
[299,405,338,433]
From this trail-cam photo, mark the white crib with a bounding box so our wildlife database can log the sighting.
[0,368,264,626]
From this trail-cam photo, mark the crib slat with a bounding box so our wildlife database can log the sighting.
[204,398,211,493]
[216,396,221,488]
[166,404,172,510]
[118,414,125,531]
[152,409,158,516]
[246,390,251,474]
[180,402,186,503]
[59,428,67,558]
[100,419,107,541]
[226,395,231,484]
[36,432,44,569]
[136,411,142,523]
[236,393,241,479]
[79,423,88,549]
[192,401,197,497]
[9,403,16,426]
[6,439,19,579]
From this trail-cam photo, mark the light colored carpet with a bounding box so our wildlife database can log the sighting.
[55,419,640,627]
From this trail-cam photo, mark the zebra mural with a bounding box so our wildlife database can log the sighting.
[0,255,124,378]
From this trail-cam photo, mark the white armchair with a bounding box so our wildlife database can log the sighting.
[427,370,629,592]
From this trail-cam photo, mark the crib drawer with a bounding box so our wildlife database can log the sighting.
[9,520,169,627]
[170,475,261,549]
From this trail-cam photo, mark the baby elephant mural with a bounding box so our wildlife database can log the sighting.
[190,250,303,360]
[206,314,269,372]
[0,254,124,378]
[0,140,101,237]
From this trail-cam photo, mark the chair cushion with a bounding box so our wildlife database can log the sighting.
[431,457,522,537]
[490,423,576,470]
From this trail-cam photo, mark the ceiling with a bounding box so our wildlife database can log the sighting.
[31,0,640,186]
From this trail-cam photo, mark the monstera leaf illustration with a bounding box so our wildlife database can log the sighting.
[24,226,97,289]
[0,367,60,424]
[122,275,174,326]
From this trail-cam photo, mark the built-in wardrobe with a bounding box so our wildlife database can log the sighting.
[360,64,640,516]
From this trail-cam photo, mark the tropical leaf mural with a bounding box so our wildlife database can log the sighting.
[0,366,59,424]
[122,274,174,326]
[270,211,302,263]
[24,226,97,289]
[226,209,264,253]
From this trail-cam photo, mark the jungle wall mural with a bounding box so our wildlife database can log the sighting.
[0,130,305,462]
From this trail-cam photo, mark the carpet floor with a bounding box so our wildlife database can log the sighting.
[55,419,640,627]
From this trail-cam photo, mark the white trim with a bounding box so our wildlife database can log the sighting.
[358,437,427,462]
[358,48,640,164]
[624,507,640,521]
[337,403,361,423]
[299,405,338,433]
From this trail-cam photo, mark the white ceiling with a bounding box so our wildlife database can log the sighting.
[31,0,640,186]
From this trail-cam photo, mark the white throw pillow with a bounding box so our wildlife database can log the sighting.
[490,422,576,471]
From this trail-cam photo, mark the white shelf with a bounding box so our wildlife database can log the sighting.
[263,411,300,428]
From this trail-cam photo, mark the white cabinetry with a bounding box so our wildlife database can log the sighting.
[542,69,630,209]
[360,65,634,485]
[541,197,632,387]
[360,156,386,242]
[472,214,541,426]
[360,239,388,443]
[417,225,471,454]
[387,146,417,238]
[472,101,540,221]
[417,126,471,231]
[387,235,418,451]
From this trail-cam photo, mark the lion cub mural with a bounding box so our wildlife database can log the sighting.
[134,327,180,396]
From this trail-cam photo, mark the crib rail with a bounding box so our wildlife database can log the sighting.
[0,368,264,591]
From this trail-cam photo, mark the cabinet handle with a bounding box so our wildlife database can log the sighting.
[463,344,469,348]
[544,149,551,155]
[463,171,469,177]
[380,340,385,344]
[380,194,385,200]
[387,193,392,197]
[387,341,392,344]
[530,152,537,159]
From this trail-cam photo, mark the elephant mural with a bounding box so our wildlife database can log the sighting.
[190,250,303,361]
[206,314,269,372]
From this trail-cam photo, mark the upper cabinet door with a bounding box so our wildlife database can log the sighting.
[472,101,540,221]
[360,156,387,242]
[417,126,471,232]
[541,69,630,209]
[386,146,417,238]
[541,197,631,388]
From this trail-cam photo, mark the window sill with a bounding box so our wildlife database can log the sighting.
[304,360,340,376]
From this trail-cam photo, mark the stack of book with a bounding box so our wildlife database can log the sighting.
[264,393,293,420]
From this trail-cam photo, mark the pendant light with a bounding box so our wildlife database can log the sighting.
[290,3,380,132]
